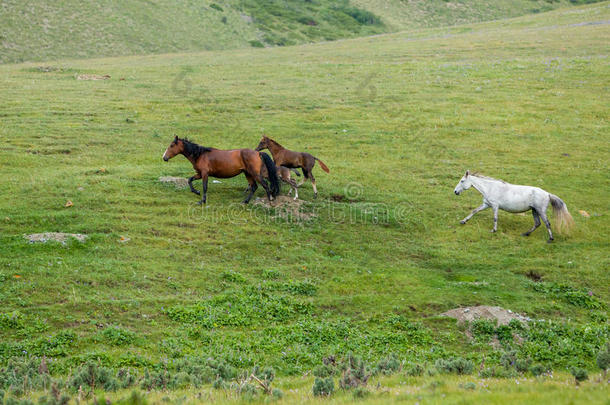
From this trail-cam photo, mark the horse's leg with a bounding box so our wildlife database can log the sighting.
[197,174,208,205]
[522,209,541,236]
[309,171,317,198]
[286,177,299,200]
[297,168,306,187]
[539,210,554,242]
[243,174,257,204]
[257,175,273,201]
[491,205,499,233]
[188,173,202,195]
[460,202,489,224]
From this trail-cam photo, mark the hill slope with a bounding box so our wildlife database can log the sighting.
[0,1,609,402]
[0,0,599,63]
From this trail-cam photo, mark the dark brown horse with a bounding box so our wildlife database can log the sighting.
[255,136,329,198]
[163,136,279,204]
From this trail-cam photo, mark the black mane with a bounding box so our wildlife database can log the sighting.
[181,138,213,159]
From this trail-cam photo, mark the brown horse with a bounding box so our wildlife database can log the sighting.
[255,136,329,198]
[261,165,301,200]
[163,136,280,204]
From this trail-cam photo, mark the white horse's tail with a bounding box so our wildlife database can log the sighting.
[549,194,574,235]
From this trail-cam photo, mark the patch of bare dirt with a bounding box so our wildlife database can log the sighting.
[159,176,189,189]
[441,306,531,326]
[26,232,87,244]
[76,74,110,80]
[252,195,316,221]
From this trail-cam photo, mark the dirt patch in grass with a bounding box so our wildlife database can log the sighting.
[159,176,188,189]
[441,306,530,326]
[76,74,110,80]
[252,195,316,221]
[25,232,87,244]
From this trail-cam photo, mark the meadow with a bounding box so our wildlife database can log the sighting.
[0,1,609,403]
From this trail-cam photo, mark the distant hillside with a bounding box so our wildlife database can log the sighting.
[0,0,600,63]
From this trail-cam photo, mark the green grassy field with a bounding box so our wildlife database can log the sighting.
[0,1,609,403]
[0,0,597,63]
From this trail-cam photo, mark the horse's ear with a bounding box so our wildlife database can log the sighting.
[174,135,178,142]
[465,170,470,177]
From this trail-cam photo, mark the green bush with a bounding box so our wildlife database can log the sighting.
[570,367,588,384]
[596,343,610,376]
[99,327,136,346]
[69,362,118,392]
[405,363,424,376]
[435,357,474,375]
[375,353,401,375]
[529,364,547,376]
[339,354,370,389]
[312,377,334,396]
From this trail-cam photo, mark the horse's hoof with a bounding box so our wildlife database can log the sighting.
[547,239,554,243]
[521,232,530,237]
[460,220,466,225]
[490,229,496,233]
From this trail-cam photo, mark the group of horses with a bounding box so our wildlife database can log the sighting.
[162,135,329,204]
[162,136,573,242]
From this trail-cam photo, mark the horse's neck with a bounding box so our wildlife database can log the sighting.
[182,151,200,167]
[470,177,496,197]
[267,141,283,156]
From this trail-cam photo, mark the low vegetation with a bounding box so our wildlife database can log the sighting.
[0,1,608,403]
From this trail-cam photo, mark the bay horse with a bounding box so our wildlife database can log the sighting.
[261,165,300,200]
[255,136,329,198]
[454,170,574,242]
[162,136,280,204]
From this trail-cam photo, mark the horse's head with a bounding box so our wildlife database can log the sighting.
[255,135,269,152]
[454,170,473,195]
[163,135,184,161]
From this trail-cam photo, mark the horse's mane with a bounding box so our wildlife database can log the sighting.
[181,138,213,159]
[471,173,507,184]
[266,137,283,148]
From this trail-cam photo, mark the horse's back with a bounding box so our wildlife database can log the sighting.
[496,183,548,212]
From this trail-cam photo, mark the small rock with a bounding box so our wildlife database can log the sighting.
[579,210,590,217]
[64,200,73,208]
[212,180,222,184]
[26,233,87,244]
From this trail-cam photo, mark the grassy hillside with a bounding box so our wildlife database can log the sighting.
[0,1,609,403]
[0,0,600,63]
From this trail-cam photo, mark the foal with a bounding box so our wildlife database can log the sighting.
[453,171,574,242]
[255,136,329,198]
[163,136,279,204]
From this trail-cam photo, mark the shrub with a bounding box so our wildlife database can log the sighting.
[249,40,265,48]
[221,270,246,283]
[435,358,474,375]
[529,364,547,376]
[339,354,370,389]
[405,363,424,377]
[570,367,588,385]
[312,377,334,396]
[210,3,223,12]
[313,364,336,378]
[596,344,610,377]
[69,362,118,392]
[375,353,401,375]
[99,327,136,346]
[352,386,370,398]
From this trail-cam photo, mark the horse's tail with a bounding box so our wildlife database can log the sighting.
[549,193,574,235]
[315,158,330,173]
[291,168,301,177]
[260,152,280,197]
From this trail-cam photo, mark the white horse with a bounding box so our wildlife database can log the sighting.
[453,171,574,242]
